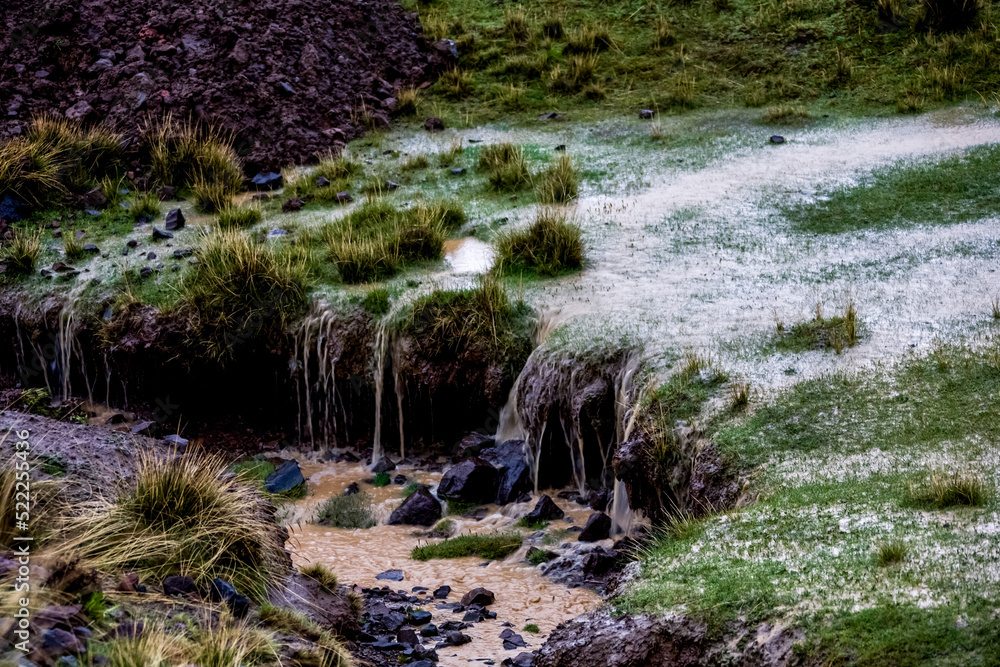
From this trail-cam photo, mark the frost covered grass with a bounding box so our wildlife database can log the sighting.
[621,341,1000,662]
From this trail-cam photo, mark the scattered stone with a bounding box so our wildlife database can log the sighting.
[163,434,188,447]
[264,460,305,494]
[315,176,331,188]
[162,575,200,597]
[445,630,472,646]
[81,187,107,209]
[51,262,75,272]
[420,623,439,637]
[130,421,156,436]
[398,627,420,644]
[146,252,157,260]
[461,587,495,607]
[639,109,655,120]
[251,171,283,191]
[501,628,527,649]
[127,239,139,248]
[454,432,494,461]
[538,111,564,121]
[139,267,153,278]
[424,116,445,132]
[105,413,127,425]
[385,180,400,190]
[524,494,564,523]
[554,144,567,151]
[770,135,785,144]
[164,208,185,230]
[502,652,536,667]
[438,620,467,631]
[393,474,408,485]
[117,573,140,592]
[83,244,99,253]
[344,482,360,495]
[376,569,405,581]
[388,486,442,527]
[41,628,81,656]
[152,227,173,240]
[408,610,433,625]
[578,512,612,542]
[173,248,192,258]
[157,185,177,201]
[450,167,465,175]
[480,439,532,504]
[438,457,499,504]
[282,197,305,212]
[372,457,396,473]
[433,585,451,599]
[336,191,353,204]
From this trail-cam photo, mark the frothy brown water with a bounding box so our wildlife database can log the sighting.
[284,460,602,665]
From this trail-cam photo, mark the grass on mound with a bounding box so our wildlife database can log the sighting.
[406,0,1000,121]
[183,228,310,360]
[494,208,584,277]
[478,143,531,192]
[323,200,466,283]
[411,532,523,561]
[774,301,860,353]
[71,449,290,601]
[146,114,243,193]
[316,492,376,529]
[217,204,262,230]
[783,144,1000,234]
[395,274,533,369]
[535,154,579,203]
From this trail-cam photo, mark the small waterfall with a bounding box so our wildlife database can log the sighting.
[610,478,634,536]
[371,325,389,465]
[292,308,344,450]
[392,336,406,461]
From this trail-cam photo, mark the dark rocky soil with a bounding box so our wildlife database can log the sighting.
[0,0,449,170]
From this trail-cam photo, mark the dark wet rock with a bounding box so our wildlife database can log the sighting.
[157,185,177,201]
[336,191,353,203]
[173,248,192,258]
[371,640,406,651]
[587,488,611,512]
[450,167,465,175]
[41,628,81,656]
[139,267,153,278]
[445,630,472,646]
[372,457,397,473]
[579,512,612,542]
[420,623,439,636]
[424,116,445,132]
[454,432,494,461]
[502,629,528,649]
[461,587,495,607]
[51,262,75,273]
[376,569,405,581]
[393,474,407,485]
[282,197,305,212]
[438,620,467,631]
[162,575,199,597]
[146,252,157,260]
[264,459,305,494]
[152,227,173,240]
[130,421,156,437]
[524,494,565,522]
[267,228,287,238]
[438,457,499,504]
[126,239,139,248]
[398,627,420,644]
[480,439,533,504]
[388,486,441,526]
[409,661,436,667]
[408,610,432,625]
[83,244,99,253]
[316,176,331,188]
[209,578,250,618]
[164,208,185,231]
[539,111,564,121]
[433,585,451,599]
[770,135,785,144]
[344,482,360,495]
[639,109,655,119]
[163,433,188,447]
[503,653,537,667]
[251,171,283,191]
[80,187,107,209]
[385,180,400,190]
[554,144,567,152]
[582,549,618,579]
[269,571,359,637]
[462,506,490,520]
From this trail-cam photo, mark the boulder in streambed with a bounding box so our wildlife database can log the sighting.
[438,457,499,504]
[265,460,305,494]
[372,457,396,473]
[524,494,564,523]
[578,512,612,542]
[480,439,533,504]
[388,486,442,526]
[460,587,495,607]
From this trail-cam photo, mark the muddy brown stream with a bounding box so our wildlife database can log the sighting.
[282,460,602,664]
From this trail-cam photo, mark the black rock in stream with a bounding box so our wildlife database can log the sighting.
[578,512,612,542]
[264,460,305,494]
[480,439,533,504]
[524,494,565,522]
[388,486,441,526]
[437,457,499,504]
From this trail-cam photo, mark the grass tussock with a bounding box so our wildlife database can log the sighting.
[0,136,67,204]
[131,191,161,221]
[299,563,339,592]
[478,143,531,192]
[876,540,908,566]
[0,227,42,276]
[398,274,532,367]
[411,532,523,561]
[184,228,309,359]
[324,200,465,283]
[395,87,420,117]
[908,470,989,508]
[192,173,237,213]
[535,154,579,203]
[495,208,584,277]
[71,448,290,600]
[316,491,376,529]
[146,114,243,192]
[549,54,599,94]
[217,204,262,230]
[775,301,860,353]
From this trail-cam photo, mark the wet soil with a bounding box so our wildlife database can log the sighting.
[0,0,447,170]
